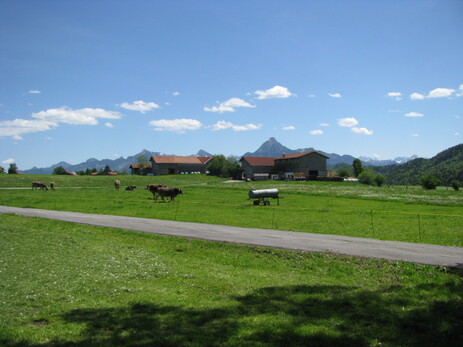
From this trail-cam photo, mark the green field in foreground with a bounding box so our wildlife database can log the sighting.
[0,174,462,246]
[1,214,462,346]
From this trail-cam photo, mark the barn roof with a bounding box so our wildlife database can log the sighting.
[240,157,276,166]
[275,151,329,160]
[129,164,152,169]
[151,156,212,164]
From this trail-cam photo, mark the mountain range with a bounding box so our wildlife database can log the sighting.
[374,143,463,186]
[23,137,417,175]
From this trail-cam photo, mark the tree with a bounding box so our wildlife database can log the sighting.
[337,168,350,178]
[420,174,441,190]
[137,156,150,175]
[207,155,242,179]
[207,155,228,177]
[358,170,375,185]
[53,166,66,175]
[374,174,386,187]
[226,155,243,180]
[352,159,364,177]
[0,166,4,174]
[451,181,460,191]
[8,163,18,174]
[103,165,111,173]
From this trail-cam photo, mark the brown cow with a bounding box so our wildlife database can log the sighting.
[125,185,137,191]
[114,180,121,191]
[156,187,183,202]
[50,182,56,190]
[144,184,166,200]
[32,181,48,190]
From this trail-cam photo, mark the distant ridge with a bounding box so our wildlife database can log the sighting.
[242,137,358,167]
[23,137,421,174]
[375,143,463,185]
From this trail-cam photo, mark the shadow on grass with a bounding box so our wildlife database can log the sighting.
[3,283,463,346]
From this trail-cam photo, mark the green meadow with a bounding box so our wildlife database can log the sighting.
[0,174,462,246]
[1,214,462,346]
[0,174,462,346]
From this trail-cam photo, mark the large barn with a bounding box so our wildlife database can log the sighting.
[149,156,212,175]
[240,151,329,180]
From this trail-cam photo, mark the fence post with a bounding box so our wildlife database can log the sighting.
[370,210,375,237]
[174,201,180,220]
[417,214,422,242]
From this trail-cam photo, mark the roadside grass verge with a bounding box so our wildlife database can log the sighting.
[1,175,462,246]
[1,214,462,346]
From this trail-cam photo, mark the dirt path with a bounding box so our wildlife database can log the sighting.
[1,205,462,269]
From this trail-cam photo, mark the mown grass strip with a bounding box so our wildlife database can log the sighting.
[1,214,462,346]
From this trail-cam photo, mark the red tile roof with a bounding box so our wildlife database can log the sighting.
[129,164,152,169]
[241,157,276,166]
[197,157,213,164]
[275,151,328,160]
[151,156,211,164]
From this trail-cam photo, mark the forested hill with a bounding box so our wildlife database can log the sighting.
[375,143,463,186]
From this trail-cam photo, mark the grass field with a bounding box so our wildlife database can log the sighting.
[1,214,462,346]
[0,174,462,246]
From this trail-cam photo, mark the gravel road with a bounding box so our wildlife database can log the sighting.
[1,205,462,269]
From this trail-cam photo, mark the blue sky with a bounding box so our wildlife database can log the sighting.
[1,0,462,170]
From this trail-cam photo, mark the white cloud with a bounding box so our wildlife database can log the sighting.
[0,119,58,139]
[32,107,121,125]
[458,84,463,97]
[172,91,180,96]
[118,100,160,113]
[2,158,15,165]
[320,123,330,127]
[410,92,426,100]
[411,133,420,137]
[149,118,202,133]
[427,88,455,99]
[454,132,460,136]
[282,126,295,130]
[309,129,324,135]
[387,92,402,100]
[337,117,358,127]
[255,85,293,99]
[27,90,41,94]
[405,112,424,117]
[328,93,342,98]
[410,85,462,100]
[308,94,316,98]
[204,97,255,113]
[351,127,373,135]
[210,120,261,132]
[105,122,114,128]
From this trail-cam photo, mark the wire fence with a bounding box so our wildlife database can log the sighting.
[1,190,462,247]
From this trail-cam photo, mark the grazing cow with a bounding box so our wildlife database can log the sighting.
[156,187,183,202]
[144,184,166,200]
[32,181,48,190]
[125,185,137,191]
[50,182,56,190]
[114,180,121,191]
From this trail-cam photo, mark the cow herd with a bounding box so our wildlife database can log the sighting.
[32,181,55,190]
[115,180,183,202]
[31,179,183,203]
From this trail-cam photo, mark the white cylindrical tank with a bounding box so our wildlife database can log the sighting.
[248,189,279,199]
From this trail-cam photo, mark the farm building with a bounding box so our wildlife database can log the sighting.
[240,151,329,180]
[149,156,212,175]
[129,163,152,175]
[240,157,277,181]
